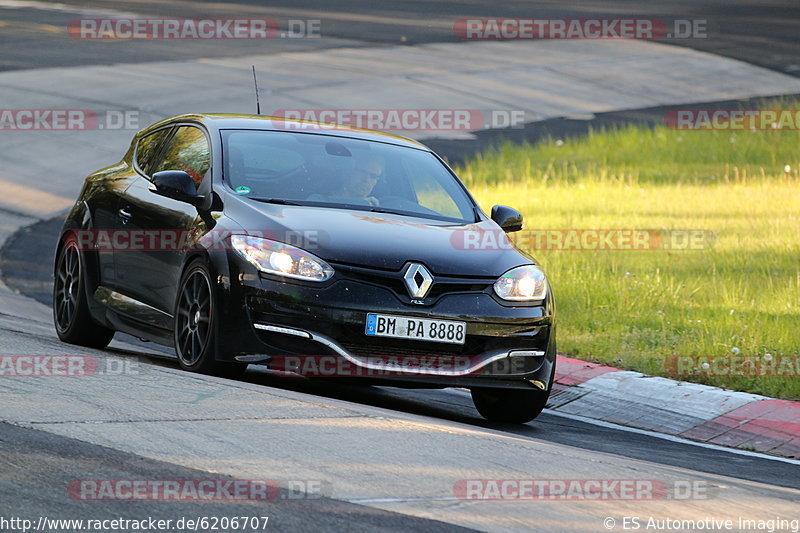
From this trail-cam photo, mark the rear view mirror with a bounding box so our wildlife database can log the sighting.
[491,205,524,233]
[151,170,204,207]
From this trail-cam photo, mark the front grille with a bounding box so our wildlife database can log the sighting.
[426,283,490,298]
[332,263,493,303]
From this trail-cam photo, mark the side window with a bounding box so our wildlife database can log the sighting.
[135,128,171,175]
[152,126,211,189]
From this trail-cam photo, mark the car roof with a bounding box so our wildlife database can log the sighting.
[144,113,432,151]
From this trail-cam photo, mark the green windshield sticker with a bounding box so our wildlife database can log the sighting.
[235,186,251,195]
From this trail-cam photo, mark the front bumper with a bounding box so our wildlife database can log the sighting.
[215,255,556,390]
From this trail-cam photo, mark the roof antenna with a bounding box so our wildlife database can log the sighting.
[252,65,261,115]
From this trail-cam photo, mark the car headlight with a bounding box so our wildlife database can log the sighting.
[231,235,334,282]
[493,265,547,301]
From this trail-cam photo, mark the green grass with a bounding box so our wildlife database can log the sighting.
[456,113,800,399]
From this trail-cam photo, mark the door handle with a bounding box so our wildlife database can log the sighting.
[118,208,133,223]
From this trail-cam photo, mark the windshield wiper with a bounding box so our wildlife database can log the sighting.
[249,197,304,206]
[366,206,409,216]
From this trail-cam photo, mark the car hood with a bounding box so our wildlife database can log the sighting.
[229,200,533,277]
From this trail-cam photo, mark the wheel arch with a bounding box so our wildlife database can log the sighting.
[174,248,244,374]
[54,201,111,325]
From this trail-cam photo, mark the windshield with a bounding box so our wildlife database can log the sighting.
[221,130,476,223]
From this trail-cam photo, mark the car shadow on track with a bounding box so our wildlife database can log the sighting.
[101,345,800,491]
[106,342,534,432]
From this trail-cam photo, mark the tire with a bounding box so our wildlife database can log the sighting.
[471,387,550,423]
[53,236,115,348]
[174,259,247,378]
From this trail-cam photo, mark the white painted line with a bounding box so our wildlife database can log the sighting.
[444,388,800,465]
[349,496,462,504]
[0,0,139,17]
[544,410,800,465]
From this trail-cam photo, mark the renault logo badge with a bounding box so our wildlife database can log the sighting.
[403,263,433,299]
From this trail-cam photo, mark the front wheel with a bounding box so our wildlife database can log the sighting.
[174,259,247,378]
[471,387,550,423]
[53,236,115,348]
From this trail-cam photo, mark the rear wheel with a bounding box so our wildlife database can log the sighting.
[174,260,247,378]
[471,387,550,423]
[53,236,115,348]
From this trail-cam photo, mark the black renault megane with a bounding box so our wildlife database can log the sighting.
[53,114,556,423]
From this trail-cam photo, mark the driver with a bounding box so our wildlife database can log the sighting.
[331,154,385,206]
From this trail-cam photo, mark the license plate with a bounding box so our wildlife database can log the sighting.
[365,313,466,345]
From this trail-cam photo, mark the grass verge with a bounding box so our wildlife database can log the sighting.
[457,116,800,399]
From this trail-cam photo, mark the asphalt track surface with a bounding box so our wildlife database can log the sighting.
[1,422,477,532]
[1,1,800,531]
[1,0,799,75]
[2,0,799,162]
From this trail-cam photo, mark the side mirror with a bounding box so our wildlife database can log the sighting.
[151,170,204,207]
[491,205,523,233]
